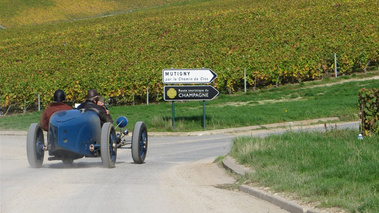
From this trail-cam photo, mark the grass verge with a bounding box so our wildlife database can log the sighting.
[0,77,377,131]
[230,129,379,213]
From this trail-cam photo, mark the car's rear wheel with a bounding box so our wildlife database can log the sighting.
[62,158,73,164]
[27,123,45,168]
[101,122,117,168]
[131,121,148,164]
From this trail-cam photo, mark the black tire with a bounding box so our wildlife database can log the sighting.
[62,158,73,164]
[26,123,45,168]
[132,121,148,164]
[100,122,117,168]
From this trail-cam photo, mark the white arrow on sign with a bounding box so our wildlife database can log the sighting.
[162,68,217,84]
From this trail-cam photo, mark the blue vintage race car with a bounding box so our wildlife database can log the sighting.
[26,109,148,168]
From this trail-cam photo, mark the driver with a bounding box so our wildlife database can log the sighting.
[40,89,72,131]
[77,89,113,125]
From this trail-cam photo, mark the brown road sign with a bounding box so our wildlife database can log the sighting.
[164,85,219,101]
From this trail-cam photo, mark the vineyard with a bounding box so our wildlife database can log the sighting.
[1,0,378,112]
[0,0,185,28]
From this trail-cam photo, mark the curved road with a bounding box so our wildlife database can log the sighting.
[1,133,288,213]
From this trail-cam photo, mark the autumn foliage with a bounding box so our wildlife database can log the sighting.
[358,88,379,136]
[1,0,378,112]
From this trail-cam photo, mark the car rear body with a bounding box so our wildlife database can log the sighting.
[48,109,101,160]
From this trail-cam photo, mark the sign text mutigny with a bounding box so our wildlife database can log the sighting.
[162,69,217,84]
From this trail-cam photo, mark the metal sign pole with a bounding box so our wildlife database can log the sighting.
[38,93,41,112]
[172,101,175,130]
[203,100,206,130]
[147,87,149,105]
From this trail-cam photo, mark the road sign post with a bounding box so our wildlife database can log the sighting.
[172,101,175,130]
[162,68,219,130]
[203,100,206,129]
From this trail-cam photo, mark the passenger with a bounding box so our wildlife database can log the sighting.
[77,89,113,125]
[40,89,72,131]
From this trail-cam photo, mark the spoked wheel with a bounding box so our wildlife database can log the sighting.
[26,123,45,168]
[101,122,117,168]
[131,121,148,164]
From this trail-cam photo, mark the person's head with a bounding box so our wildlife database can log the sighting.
[87,89,100,102]
[53,89,66,102]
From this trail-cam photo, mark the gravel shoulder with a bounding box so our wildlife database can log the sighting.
[160,157,289,213]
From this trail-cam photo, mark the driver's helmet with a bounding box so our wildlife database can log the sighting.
[54,89,66,102]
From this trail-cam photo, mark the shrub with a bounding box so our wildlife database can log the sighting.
[358,88,379,136]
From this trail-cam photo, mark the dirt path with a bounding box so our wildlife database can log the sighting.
[160,158,289,213]
[215,75,379,108]
[304,75,378,89]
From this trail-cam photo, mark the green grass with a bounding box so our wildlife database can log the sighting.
[230,129,379,213]
[1,77,378,131]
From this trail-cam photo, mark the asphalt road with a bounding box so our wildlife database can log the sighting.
[0,133,289,213]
